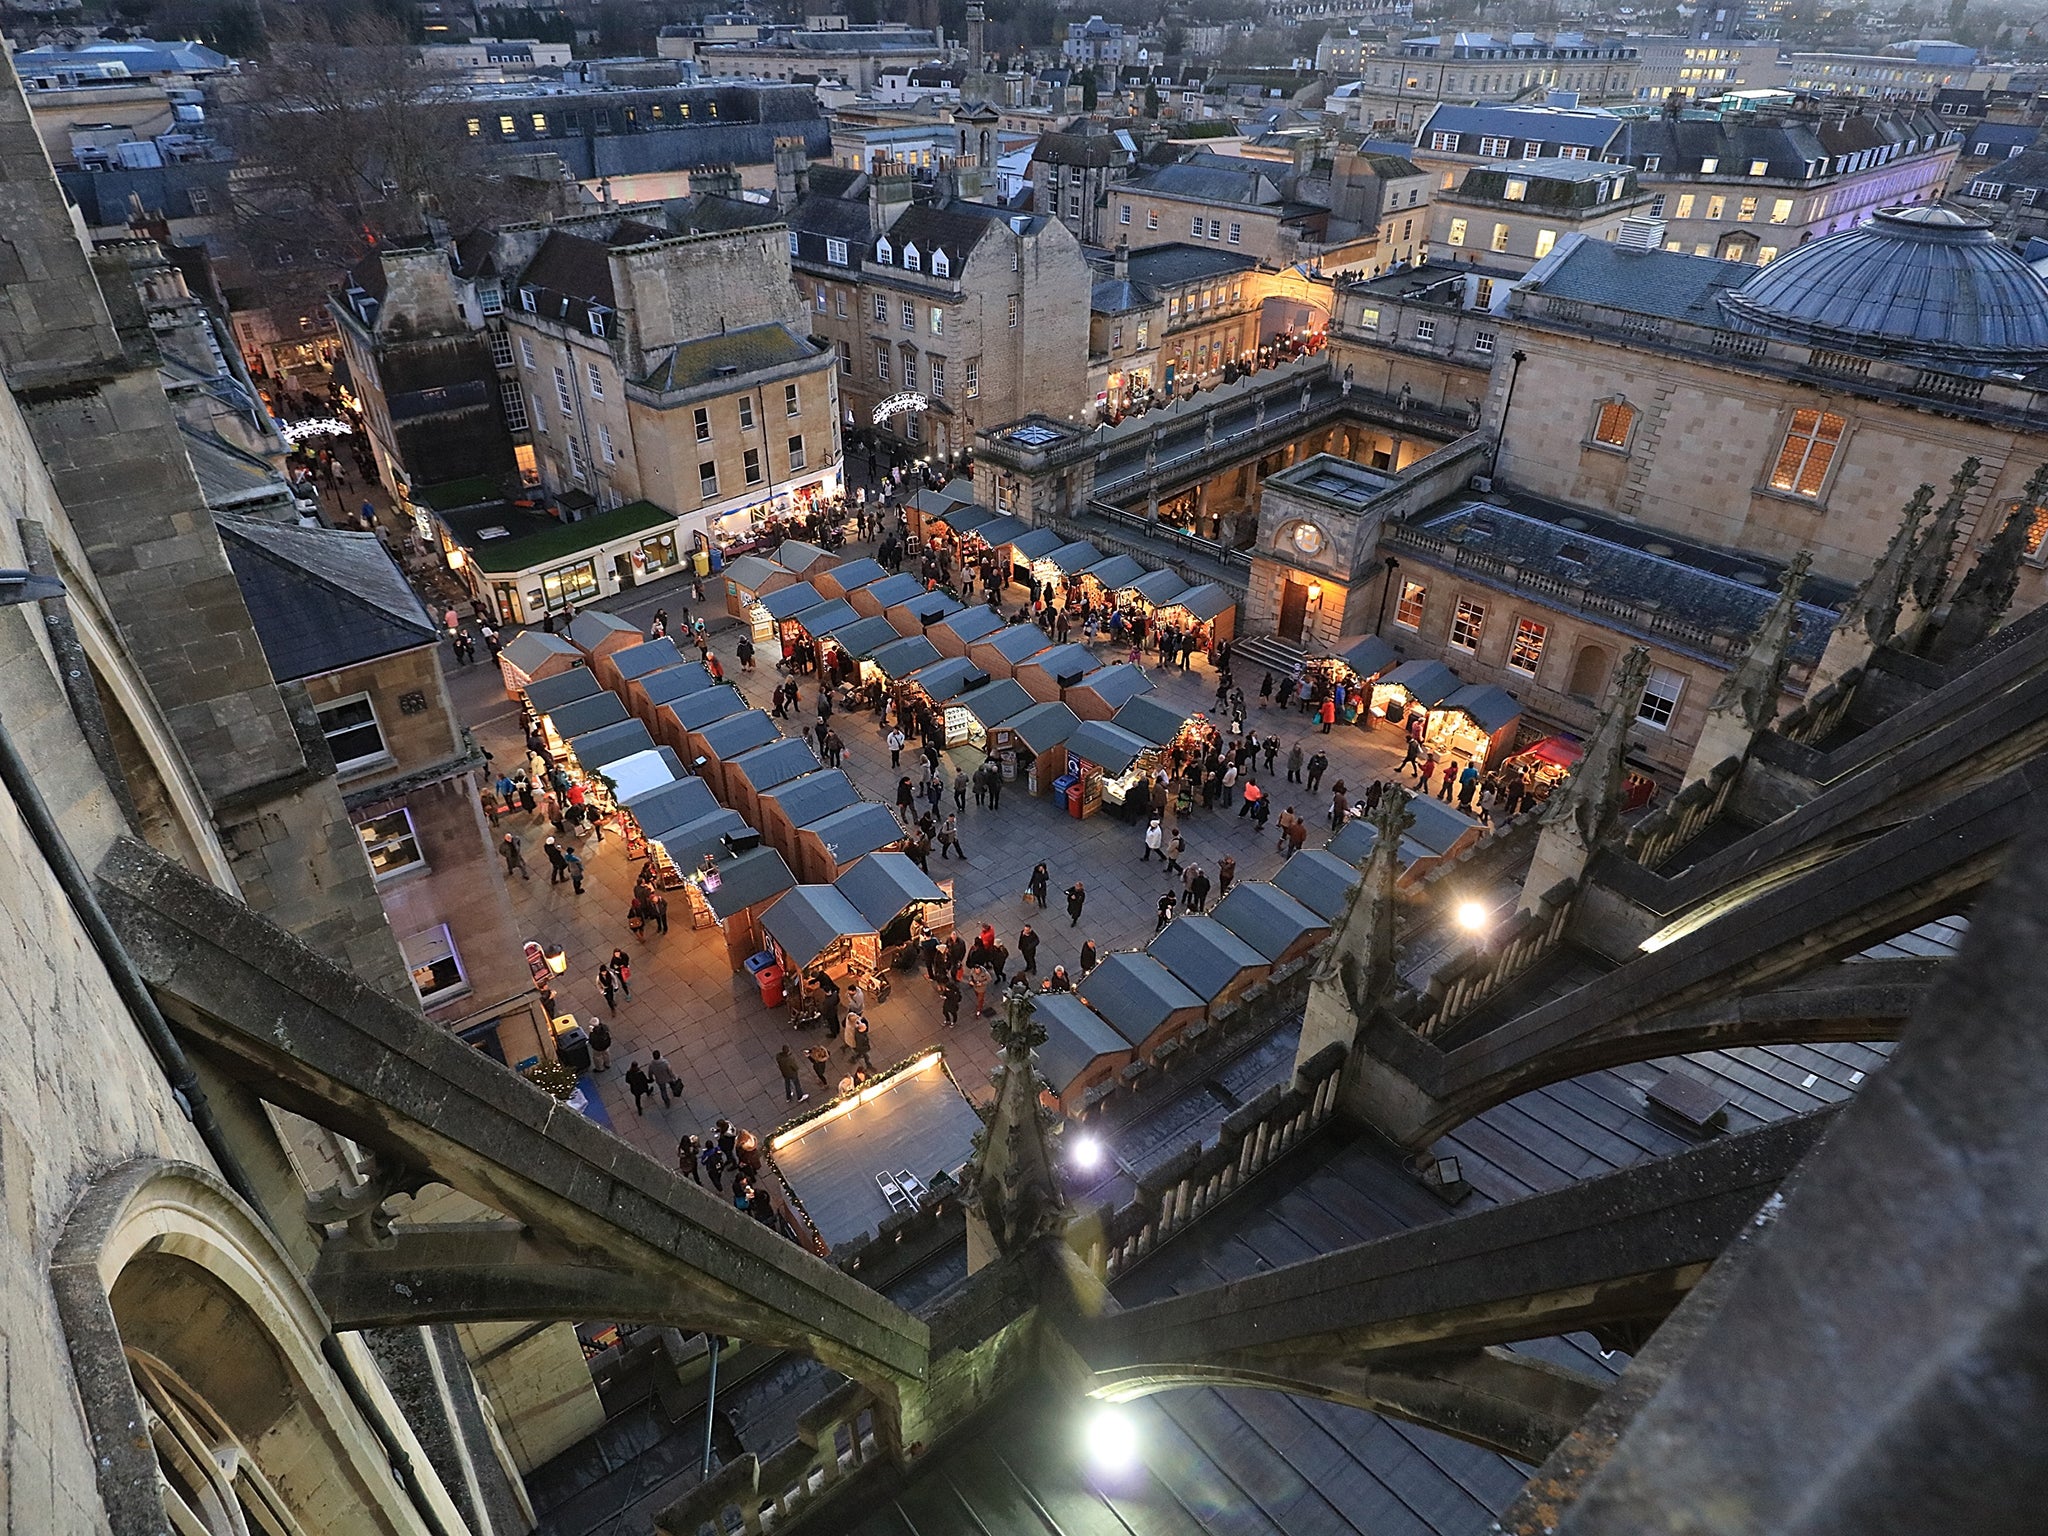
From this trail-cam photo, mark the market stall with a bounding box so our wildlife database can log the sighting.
[833,851,946,952]
[900,655,990,717]
[955,513,1029,572]
[817,614,903,690]
[1032,993,1134,1118]
[521,666,601,725]
[848,572,925,621]
[760,884,879,987]
[1209,882,1330,965]
[1272,848,1364,923]
[1497,735,1656,814]
[1111,694,1199,753]
[648,810,753,916]
[1003,528,1066,586]
[946,678,1036,762]
[595,636,685,697]
[868,634,942,686]
[884,589,962,638]
[534,688,625,761]
[1327,796,1483,887]
[1320,634,1398,695]
[1077,554,1147,606]
[497,630,581,701]
[1013,642,1101,705]
[1034,540,1102,591]
[628,662,717,730]
[699,846,800,970]
[926,605,1006,658]
[598,747,683,811]
[1077,953,1206,1063]
[967,622,1054,681]
[652,684,747,760]
[758,769,861,875]
[1121,567,1189,614]
[922,502,997,559]
[812,557,888,603]
[985,700,1079,795]
[905,485,970,543]
[1148,915,1272,1020]
[1156,582,1237,647]
[774,539,839,580]
[1064,662,1155,722]
[621,777,721,881]
[784,599,863,676]
[567,609,640,667]
[1062,718,1154,817]
[1432,683,1524,772]
[723,737,822,829]
[794,800,905,884]
[563,718,658,816]
[751,581,826,647]
[721,554,796,623]
[1370,659,1461,732]
[693,710,782,804]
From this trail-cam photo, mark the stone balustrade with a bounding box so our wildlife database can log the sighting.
[656,1380,884,1536]
[1409,878,1579,1041]
[1774,669,1862,747]
[1623,756,1742,870]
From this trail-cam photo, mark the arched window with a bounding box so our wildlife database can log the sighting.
[1569,643,1612,701]
[1591,399,1636,450]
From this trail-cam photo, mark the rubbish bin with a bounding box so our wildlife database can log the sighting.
[746,949,785,1008]
[554,1024,592,1075]
[692,547,712,577]
[1066,779,1086,818]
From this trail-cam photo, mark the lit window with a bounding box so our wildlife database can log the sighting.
[1448,217,1468,247]
[1449,597,1484,651]
[498,115,516,136]
[1738,195,1758,221]
[788,434,806,471]
[694,406,711,442]
[965,359,979,397]
[1394,580,1427,628]
[1504,177,1528,201]
[403,925,468,1007]
[1674,194,1695,219]
[1748,158,1768,176]
[738,395,754,430]
[599,423,616,463]
[1701,156,1719,173]
[1507,618,1547,676]
[1758,246,1779,264]
[587,362,604,398]
[744,447,763,486]
[1768,408,1847,498]
[357,809,424,880]
[930,307,943,335]
[1593,399,1636,449]
[1638,665,1685,729]
[1533,229,1557,258]
[699,460,719,499]
[317,694,388,775]
[1770,197,1793,224]
[466,117,482,138]
[1146,210,1158,230]
[1358,305,1381,333]
[1706,195,1727,220]
[1490,223,1510,252]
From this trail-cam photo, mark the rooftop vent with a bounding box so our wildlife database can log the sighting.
[1615,216,1667,252]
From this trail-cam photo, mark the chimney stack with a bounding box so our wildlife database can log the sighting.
[868,165,916,231]
[1113,238,1128,282]
[966,2,987,76]
[773,136,810,202]
[692,164,742,198]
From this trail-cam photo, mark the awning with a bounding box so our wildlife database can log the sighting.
[1041,540,1103,575]
[1078,952,1202,1043]
[1512,735,1584,770]
[774,538,836,575]
[568,718,657,773]
[609,637,685,681]
[870,635,943,678]
[568,609,638,653]
[638,663,717,709]
[667,685,748,731]
[1148,915,1268,998]
[727,737,820,793]
[702,847,798,921]
[1007,528,1066,561]
[803,800,902,865]
[1443,683,1522,734]
[543,691,627,740]
[763,884,875,969]
[522,665,600,714]
[1161,583,1234,623]
[825,614,905,660]
[1210,882,1325,962]
[603,748,678,803]
[1332,634,1398,679]
[1272,848,1363,922]
[719,554,788,593]
[623,776,719,835]
[789,597,861,637]
[1377,659,1461,709]
[696,710,779,762]
[833,851,945,929]
[1067,719,1152,775]
[1112,694,1194,747]
[502,631,580,678]
[1084,554,1147,589]
[769,769,861,828]
[996,701,1079,754]
[906,656,991,703]
[954,677,1035,729]
[1033,994,1132,1090]
[1124,568,1189,606]
[755,581,826,621]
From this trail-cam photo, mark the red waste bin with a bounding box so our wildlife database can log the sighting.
[1066,780,1085,818]
[756,962,785,1008]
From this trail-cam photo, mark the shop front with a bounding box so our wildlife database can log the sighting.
[905,486,971,544]
[818,614,903,692]
[1110,695,1221,791]
[1370,658,1462,734]
[1315,635,1399,700]
[1034,541,1103,593]
[497,631,581,702]
[898,658,993,747]
[521,668,602,748]
[956,513,1029,571]
[948,678,1036,765]
[542,693,629,760]
[868,634,943,692]
[968,623,1054,681]
[1077,554,1147,608]
[440,500,687,625]
[750,580,826,647]
[1121,568,1190,616]
[833,851,946,957]
[1497,735,1656,814]
[922,502,997,563]
[985,700,1078,796]
[1003,528,1067,587]
[563,719,658,818]
[1433,683,1524,774]
[785,598,864,672]
[760,884,880,990]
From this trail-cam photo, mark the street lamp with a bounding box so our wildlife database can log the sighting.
[544,944,569,975]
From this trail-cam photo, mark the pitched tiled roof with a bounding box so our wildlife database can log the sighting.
[219,516,438,682]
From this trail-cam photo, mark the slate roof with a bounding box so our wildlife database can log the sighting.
[1042,541,1102,574]
[1033,995,1132,1091]
[1079,953,1204,1043]
[966,514,1030,546]
[826,614,906,660]
[790,598,862,637]
[1333,635,1398,678]
[1034,127,1135,168]
[521,665,600,714]
[859,573,928,611]
[703,847,799,921]
[1417,101,1627,153]
[668,686,748,731]
[833,851,945,929]
[1018,642,1098,685]
[544,692,629,740]
[980,625,1055,666]
[821,556,888,594]
[697,709,780,761]
[1112,694,1194,747]
[218,517,438,683]
[999,701,1080,754]
[770,770,861,828]
[640,323,819,394]
[755,582,826,620]
[622,776,720,839]
[776,539,837,575]
[516,230,615,331]
[1125,567,1189,605]
[727,737,820,792]
[1210,882,1326,962]
[1008,528,1067,561]
[870,636,943,677]
[650,808,750,868]
[1444,682,1522,733]
[803,801,903,864]
[1067,719,1152,774]
[1121,242,1263,289]
[765,884,875,967]
[876,201,999,272]
[1378,659,1462,708]
[568,609,641,651]
[931,607,1007,648]
[721,554,788,592]
[905,656,991,703]
[892,591,962,629]
[1148,915,1269,999]
[1071,662,1154,711]
[1521,238,1751,326]
[639,663,717,708]
[1084,554,1148,589]
[1453,159,1640,211]
[1120,158,1282,210]
[1329,795,1479,864]
[1161,582,1235,622]
[1272,848,1364,922]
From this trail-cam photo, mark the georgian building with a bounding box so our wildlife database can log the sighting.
[1337,32,1641,137]
[1430,159,1652,273]
[1029,119,1140,247]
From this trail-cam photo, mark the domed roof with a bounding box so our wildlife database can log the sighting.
[1719,204,2048,369]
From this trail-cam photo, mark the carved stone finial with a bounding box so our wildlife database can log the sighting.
[1519,647,1651,913]
[1900,456,1984,633]
[1682,552,1810,787]
[1810,484,1931,692]
[962,982,1066,1272]
[1296,789,1412,1076]
[1928,464,2048,660]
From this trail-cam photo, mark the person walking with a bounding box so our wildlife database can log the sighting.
[806,1041,831,1086]
[1155,890,1177,933]
[648,1050,678,1107]
[678,1134,703,1185]
[1287,743,1304,783]
[1142,816,1164,861]
[776,1045,807,1101]
[609,949,632,998]
[562,846,586,895]
[700,1136,728,1192]
[954,770,970,811]
[972,766,990,808]
[941,975,962,1028]
[1165,829,1185,874]
[1187,865,1211,914]
[966,961,991,1018]
[887,727,906,768]
[938,813,964,860]
[543,837,570,884]
[587,1018,612,1071]
[1239,779,1264,819]
[500,831,531,880]
[597,963,618,1013]
[1319,696,1337,734]
[1029,862,1051,909]
[849,1015,874,1070]
[895,776,916,824]
[1018,924,1039,977]
[1079,939,1099,977]
[1218,854,1237,899]
[625,1060,653,1114]
[1065,880,1087,927]
[1306,750,1328,794]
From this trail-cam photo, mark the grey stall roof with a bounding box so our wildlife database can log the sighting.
[569,609,639,652]
[1079,952,1204,1043]
[696,710,780,761]
[647,808,749,868]
[1007,528,1066,561]
[906,656,991,702]
[1161,582,1235,622]
[1033,994,1132,1090]
[908,486,967,518]
[833,851,946,929]
[755,581,826,620]
[870,635,944,678]
[774,538,836,574]
[1072,662,1154,709]
[1125,567,1189,605]
[702,846,798,920]
[1210,881,1326,961]
[1067,718,1152,775]
[1443,682,1522,733]
[953,677,1035,728]
[981,625,1054,665]
[965,513,1029,546]
[769,769,861,827]
[825,614,905,660]
[821,556,888,595]
[790,597,862,636]
[668,685,749,731]
[932,606,1006,647]
[609,636,685,681]
[1112,694,1194,747]
[1378,658,1462,708]
[502,631,580,676]
[639,662,717,707]
[1333,634,1399,678]
[763,883,875,967]
[1329,794,1479,862]
[719,553,787,592]
[896,592,963,628]
[997,701,1080,754]
[1148,915,1270,999]
[569,718,657,772]
[622,776,719,837]
[803,800,903,864]
[523,666,600,714]
[727,736,821,792]
[1019,642,1099,687]
[1041,540,1103,574]
[860,572,927,611]
[1273,848,1364,922]
[544,691,628,739]
[930,501,996,534]
[1084,553,1147,589]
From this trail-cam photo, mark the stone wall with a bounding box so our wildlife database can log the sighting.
[616,227,810,371]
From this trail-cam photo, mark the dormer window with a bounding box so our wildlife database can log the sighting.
[875,237,893,265]
[520,288,536,312]
[788,231,800,256]
[903,241,921,272]
[1701,156,1720,173]
[931,248,950,277]
[589,310,606,338]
